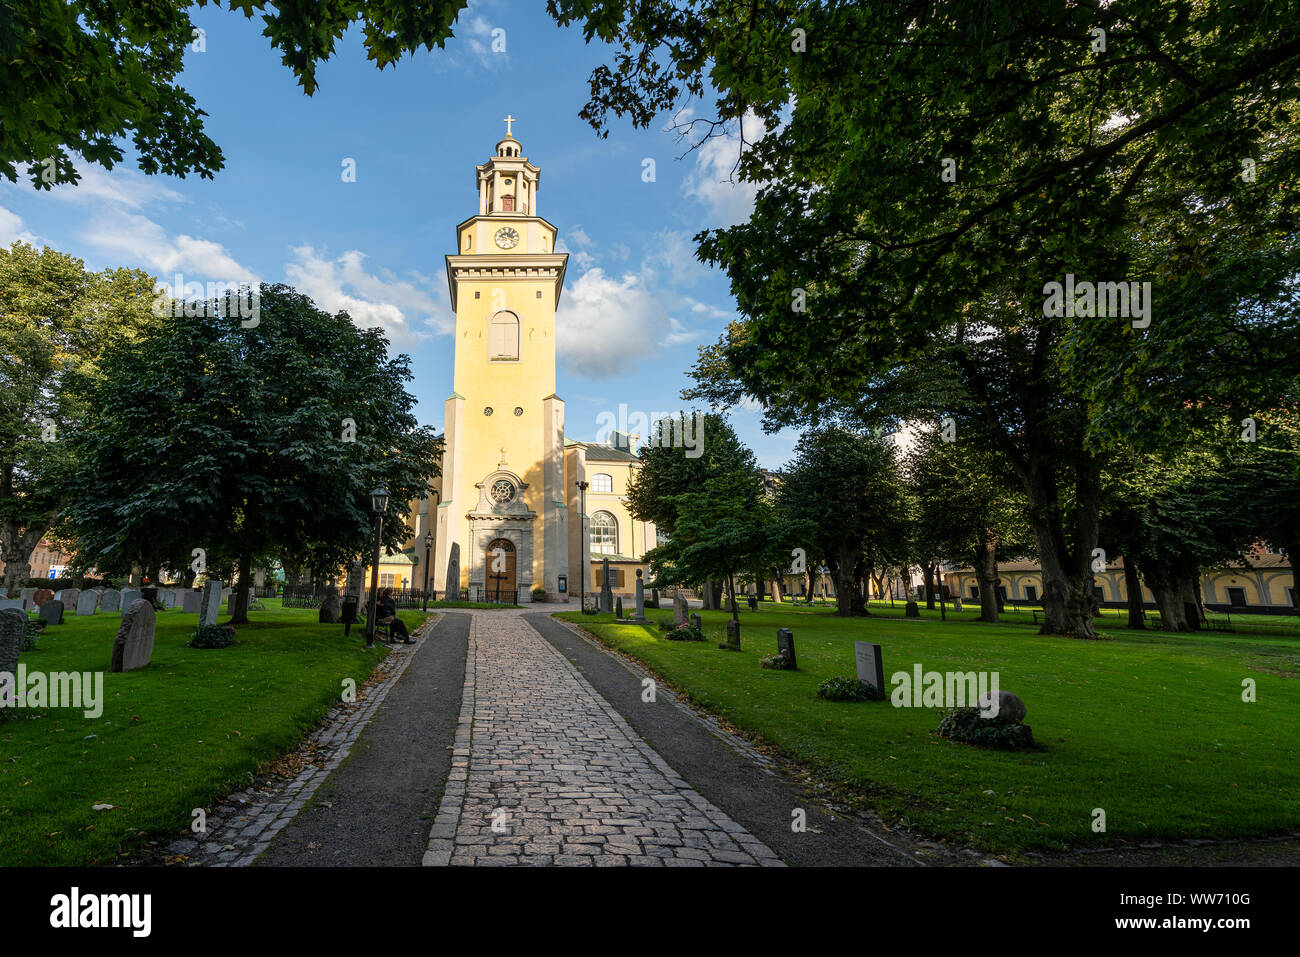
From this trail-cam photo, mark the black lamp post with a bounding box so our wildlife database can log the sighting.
[576,479,589,613]
[365,486,388,648]
[422,531,433,612]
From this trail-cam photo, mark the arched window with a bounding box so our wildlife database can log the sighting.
[488,311,519,360]
[590,511,618,555]
[590,472,613,493]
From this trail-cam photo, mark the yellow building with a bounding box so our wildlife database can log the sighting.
[398,123,657,603]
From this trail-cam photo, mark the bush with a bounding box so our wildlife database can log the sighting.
[188,625,235,649]
[664,622,705,642]
[760,651,793,670]
[817,675,878,702]
[531,587,547,600]
[937,707,1036,750]
[22,619,42,651]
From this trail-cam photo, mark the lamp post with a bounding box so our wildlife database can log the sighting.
[365,486,388,648]
[422,531,433,612]
[576,480,589,613]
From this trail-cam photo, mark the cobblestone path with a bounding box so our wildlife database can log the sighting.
[424,610,783,867]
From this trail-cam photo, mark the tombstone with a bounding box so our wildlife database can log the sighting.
[60,588,80,609]
[0,608,24,687]
[689,612,702,632]
[319,591,341,624]
[599,558,614,613]
[632,569,648,623]
[977,689,1027,723]
[748,594,758,612]
[722,618,741,650]
[199,580,223,627]
[854,641,886,700]
[673,591,688,628]
[38,599,64,627]
[160,588,177,609]
[904,600,920,618]
[445,544,461,602]
[120,588,141,612]
[75,590,99,615]
[19,587,36,610]
[776,627,797,669]
[0,598,24,613]
[33,588,53,606]
[615,597,623,619]
[111,599,156,672]
[951,595,963,612]
[181,590,202,614]
[97,589,120,613]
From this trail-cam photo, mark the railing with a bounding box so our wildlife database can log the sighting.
[280,585,433,608]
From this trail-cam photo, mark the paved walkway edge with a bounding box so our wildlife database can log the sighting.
[422,616,475,866]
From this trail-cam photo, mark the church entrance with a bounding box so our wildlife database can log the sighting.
[486,538,517,603]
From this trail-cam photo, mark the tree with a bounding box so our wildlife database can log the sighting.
[63,283,442,623]
[776,426,907,617]
[0,241,156,595]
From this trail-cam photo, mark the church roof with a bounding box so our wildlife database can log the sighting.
[583,445,639,463]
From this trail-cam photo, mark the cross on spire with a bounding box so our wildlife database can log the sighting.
[503,114,516,138]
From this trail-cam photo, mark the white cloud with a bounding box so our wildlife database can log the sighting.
[649,229,708,285]
[0,206,38,246]
[663,316,698,347]
[46,163,186,211]
[80,210,256,282]
[682,111,766,226]
[285,245,449,348]
[556,267,674,378]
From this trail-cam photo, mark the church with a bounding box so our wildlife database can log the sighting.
[386,122,659,604]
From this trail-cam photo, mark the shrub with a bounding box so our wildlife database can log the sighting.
[760,651,793,670]
[937,707,1036,750]
[22,619,42,651]
[817,675,878,702]
[664,622,705,642]
[188,625,235,649]
[531,587,547,600]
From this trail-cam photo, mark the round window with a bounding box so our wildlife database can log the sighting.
[513,406,523,416]
[491,480,516,504]
[484,407,493,416]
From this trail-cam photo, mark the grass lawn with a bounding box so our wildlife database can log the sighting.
[0,599,427,866]
[558,601,1300,855]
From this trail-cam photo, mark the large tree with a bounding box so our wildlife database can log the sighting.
[0,241,155,594]
[63,283,441,623]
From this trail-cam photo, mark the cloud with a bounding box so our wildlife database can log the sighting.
[285,245,449,348]
[556,267,674,378]
[648,229,709,285]
[663,316,698,347]
[45,163,186,211]
[0,206,38,246]
[80,210,257,282]
[682,111,766,226]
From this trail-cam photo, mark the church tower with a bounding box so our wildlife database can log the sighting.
[435,119,570,602]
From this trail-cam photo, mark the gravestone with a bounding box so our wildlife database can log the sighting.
[599,558,613,613]
[0,598,24,613]
[632,569,648,623]
[120,588,141,611]
[951,596,963,612]
[19,587,36,609]
[673,592,688,628]
[34,588,53,606]
[904,600,920,618]
[689,612,702,632]
[319,591,341,624]
[75,590,99,615]
[854,641,886,700]
[160,588,177,609]
[0,608,24,688]
[111,599,156,672]
[722,618,741,650]
[100,590,121,612]
[199,580,223,627]
[615,597,623,619]
[38,599,64,626]
[776,628,797,670]
[60,588,81,609]
[977,690,1027,723]
[181,590,201,614]
[445,544,461,602]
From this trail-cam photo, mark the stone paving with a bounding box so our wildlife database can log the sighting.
[423,610,784,867]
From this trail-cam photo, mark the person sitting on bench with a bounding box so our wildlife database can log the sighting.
[377,588,414,644]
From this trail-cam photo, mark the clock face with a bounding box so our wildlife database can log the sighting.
[495,227,520,249]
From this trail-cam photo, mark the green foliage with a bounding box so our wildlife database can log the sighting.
[759,650,792,670]
[22,618,41,651]
[531,587,547,599]
[816,675,877,702]
[664,622,705,642]
[937,708,1036,751]
[187,625,235,650]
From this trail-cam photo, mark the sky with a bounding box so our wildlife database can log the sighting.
[0,0,798,469]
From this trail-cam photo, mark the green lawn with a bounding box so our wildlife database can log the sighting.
[0,599,427,865]
[559,602,1300,855]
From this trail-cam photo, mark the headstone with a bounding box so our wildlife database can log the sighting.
[723,618,741,650]
[854,641,885,700]
[632,570,648,623]
[776,628,797,669]
[615,597,623,619]
[445,544,461,602]
[748,595,758,612]
[100,589,121,612]
[319,591,341,624]
[904,600,920,618]
[689,612,702,632]
[75,590,99,615]
[181,590,201,614]
[38,599,64,627]
[60,588,80,609]
[599,558,613,613]
[199,580,223,627]
[160,588,177,609]
[0,608,24,687]
[673,591,688,628]
[33,588,53,606]
[952,596,963,612]
[111,599,156,672]
[120,588,141,611]
[19,587,36,610]
[0,598,24,613]
[976,690,1027,723]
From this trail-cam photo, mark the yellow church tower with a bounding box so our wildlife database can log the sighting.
[434,118,570,602]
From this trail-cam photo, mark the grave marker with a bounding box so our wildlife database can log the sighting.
[854,641,886,700]
[111,600,156,672]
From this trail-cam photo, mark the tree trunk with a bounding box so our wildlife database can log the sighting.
[1022,461,1101,639]
[974,529,1000,623]
[725,569,740,624]
[922,563,936,610]
[1142,558,1188,631]
[1123,557,1145,629]
[1,518,52,597]
[769,570,783,603]
[231,545,253,624]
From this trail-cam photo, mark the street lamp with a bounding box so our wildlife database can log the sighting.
[365,485,388,648]
[422,531,433,612]
[576,480,589,614]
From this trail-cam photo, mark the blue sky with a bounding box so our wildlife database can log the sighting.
[0,0,797,468]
